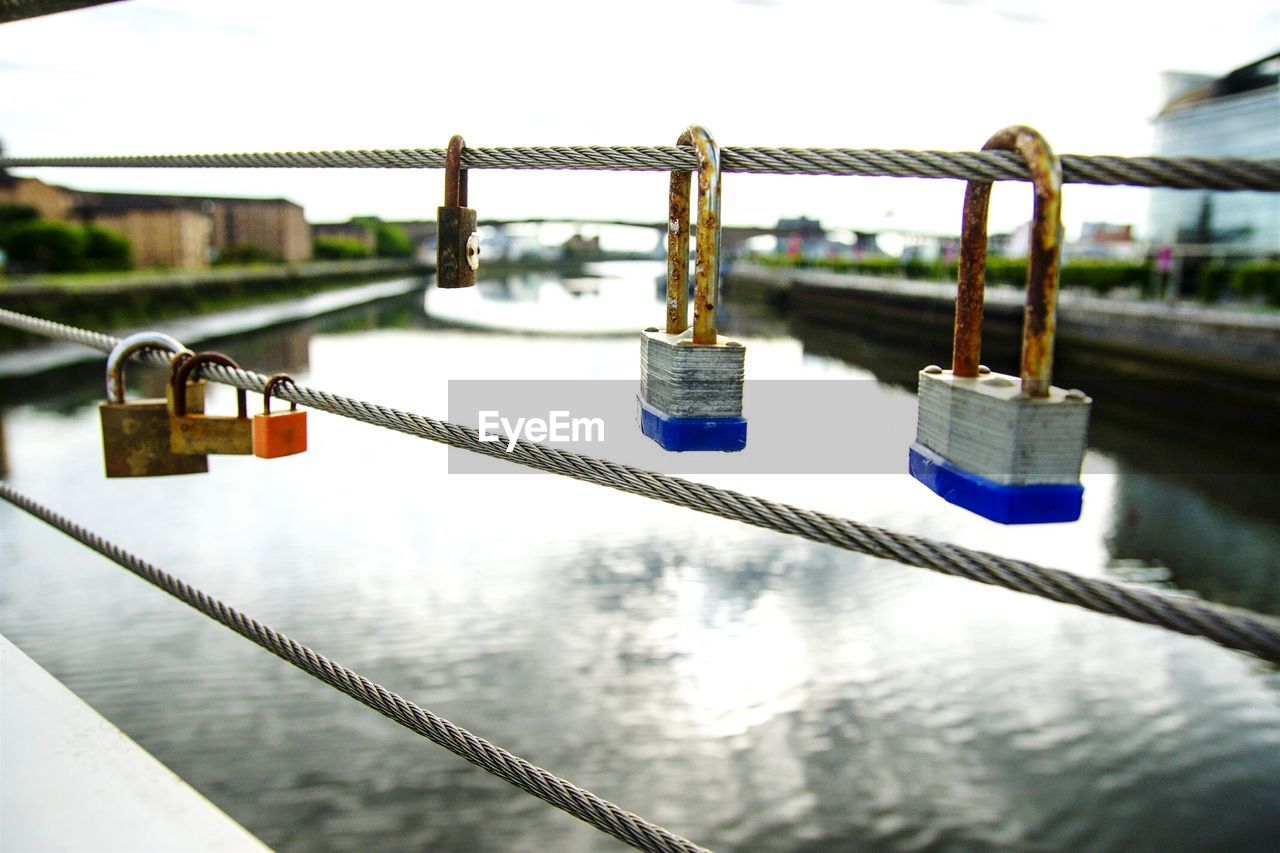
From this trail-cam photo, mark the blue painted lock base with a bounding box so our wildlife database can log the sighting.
[637,397,747,452]
[908,442,1083,524]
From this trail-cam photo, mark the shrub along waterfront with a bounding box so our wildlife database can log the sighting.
[1,204,132,274]
[754,254,1280,306]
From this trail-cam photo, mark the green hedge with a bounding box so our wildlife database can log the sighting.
[313,236,372,260]
[4,220,90,272]
[1194,260,1232,303]
[1,217,134,273]
[83,225,132,271]
[215,243,278,265]
[1233,261,1280,306]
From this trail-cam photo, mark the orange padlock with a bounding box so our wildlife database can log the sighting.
[253,373,307,459]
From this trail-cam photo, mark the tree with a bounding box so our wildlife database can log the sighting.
[353,216,415,258]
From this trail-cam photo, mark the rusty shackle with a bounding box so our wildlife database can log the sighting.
[444,135,468,209]
[952,125,1063,398]
[173,352,248,418]
[262,373,298,414]
[666,125,723,345]
[105,331,188,404]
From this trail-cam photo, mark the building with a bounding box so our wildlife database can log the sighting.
[1069,223,1140,261]
[0,175,311,268]
[210,197,310,263]
[1148,53,1280,252]
[89,206,212,269]
[0,172,75,220]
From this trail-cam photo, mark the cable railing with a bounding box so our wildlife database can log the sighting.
[4,146,1280,190]
[3,307,1278,665]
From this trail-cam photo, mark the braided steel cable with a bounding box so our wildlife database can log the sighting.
[0,480,709,853]
[4,308,1280,662]
[0,0,124,23]
[3,146,1279,190]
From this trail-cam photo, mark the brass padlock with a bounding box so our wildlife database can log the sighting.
[170,352,254,455]
[99,332,209,478]
[166,350,205,415]
[253,373,308,459]
[436,134,478,288]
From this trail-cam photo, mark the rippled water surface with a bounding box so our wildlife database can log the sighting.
[2,264,1279,851]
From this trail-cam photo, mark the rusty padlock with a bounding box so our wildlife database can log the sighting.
[99,332,208,478]
[253,373,307,459]
[908,125,1091,524]
[170,352,254,455]
[637,125,747,452]
[166,350,205,416]
[436,134,478,288]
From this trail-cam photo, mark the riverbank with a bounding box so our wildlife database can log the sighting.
[727,262,1280,376]
[0,277,425,398]
[0,258,432,351]
[725,261,1280,469]
[0,256,615,351]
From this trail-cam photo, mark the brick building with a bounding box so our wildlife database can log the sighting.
[211,197,310,262]
[0,172,75,220]
[0,174,311,268]
[92,206,212,269]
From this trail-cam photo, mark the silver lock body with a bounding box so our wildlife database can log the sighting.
[915,368,1090,485]
[640,329,744,418]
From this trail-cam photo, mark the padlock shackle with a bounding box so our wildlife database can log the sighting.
[952,125,1062,398]
[262,373,299,414]
[444,135,468,209]
[173,351,248,418]
[105,331,188,404]
[666,125,722,344]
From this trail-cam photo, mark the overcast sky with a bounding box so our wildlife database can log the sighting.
[2,0,1277,244]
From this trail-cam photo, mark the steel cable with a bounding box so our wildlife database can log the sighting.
[0,480,709,853]
[0,0,123,23]
[3,146,1279,190]
[3,307,1280,663]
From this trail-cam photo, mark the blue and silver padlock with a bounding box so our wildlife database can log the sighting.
[909,125,1091,524]
[637,125,747,452]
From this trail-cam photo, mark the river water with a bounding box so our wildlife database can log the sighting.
[2,262,1278,851]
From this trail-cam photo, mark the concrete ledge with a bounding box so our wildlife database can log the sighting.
[0,634,267,852]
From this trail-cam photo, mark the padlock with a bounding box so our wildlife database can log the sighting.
[908,125,1091,524]
[637,125,747,452]
[166,350,205,416]
[436,134,479,288]
[253,373,307,459]
[99,332,209,478]
[169,352,254,455]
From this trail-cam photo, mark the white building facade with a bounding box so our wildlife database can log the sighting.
[1148,55,1280,252]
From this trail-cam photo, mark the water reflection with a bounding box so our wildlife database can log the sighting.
[1,267,1278,852]
[1106,466,1280,615]
[423,260,664,335]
